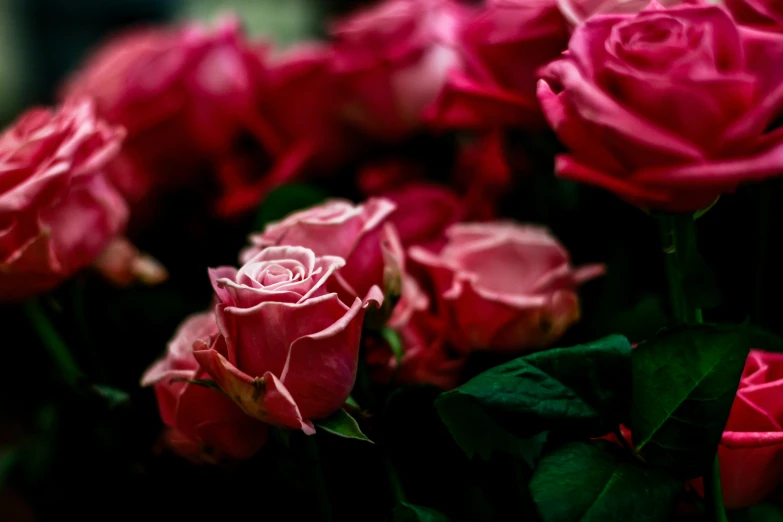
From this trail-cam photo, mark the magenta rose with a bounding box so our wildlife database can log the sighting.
[410,222,604,352]
[557,0,702,28]
[330,0,465,141]
[538,4,783,212]
[428,0,569,131]
[712,349,783,508]
[142,311,268,462]
[62,17,273,216]
[0,100,130,300]
[193,246,382,434]
[725,0,783,32]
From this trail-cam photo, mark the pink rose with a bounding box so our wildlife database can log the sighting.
[538,4,783,212]
[62,17,272,216]
[725,0,783,32]
[713,349,783,509]
[367,232,466,389]
[243,190,461,301]
[428,0,569,130]
[557,0,702,28]
[193,247,382,434]
[330,0,465,141]
[410,223,604,352]
[141,311,268,462]
[242,198,397,302]
[0,100,130,300]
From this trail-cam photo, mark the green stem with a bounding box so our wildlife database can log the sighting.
[705,453,729,522]
[304,436,334,522]
[24,299,84,388]
[657,214,723,521]
[657,215,702,324]
[384,453,406,503]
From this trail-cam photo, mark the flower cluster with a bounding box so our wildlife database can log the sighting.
[143,191,601,460]
[5,0,783,517]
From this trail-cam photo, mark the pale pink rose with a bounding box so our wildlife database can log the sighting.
[242,198,397,301]
[193,246,382,434]
[142,311,269,462]
[410,222,604,352]
[0,100,131,300]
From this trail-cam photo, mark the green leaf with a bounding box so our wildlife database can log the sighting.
[313,408,373,443]
[382,327,405,367]
[632,324,750,479]
[436,393,547,463]
[344,395,361,410]
[530,441,681,522]
[387,502,451,522]
[90,384,130,410]
[254,184,327,231]
[746,325,783,354]
[436,335,632,459]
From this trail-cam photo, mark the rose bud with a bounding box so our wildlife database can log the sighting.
[330,0,466,142]
[725,0,783,32]
[193,246,382,433]
[428,0,569,131]
[537,4,783,212]
[142,311,269,463]
[0,100,141,300]
[410,222,604,353]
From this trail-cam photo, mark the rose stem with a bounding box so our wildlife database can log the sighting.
[384,453,406,503]
[657,213,724,522]
[24,298,84,388]
[304,435,334,522]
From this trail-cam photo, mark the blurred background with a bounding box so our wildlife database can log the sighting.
[0,0,379,126]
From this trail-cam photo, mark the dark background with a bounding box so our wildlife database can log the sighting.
[1,1,780,521]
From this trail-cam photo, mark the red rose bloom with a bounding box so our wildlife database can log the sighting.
[62,17,274,216]
[410,222,603,352]
[538,4,783,211]
[429,0,569,131]
[330,0,466,142]
[0,100,129,300]
[194,247,382,434]
[142,311,268,463]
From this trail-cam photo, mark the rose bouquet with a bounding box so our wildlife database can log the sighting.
[3,0,783,520]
